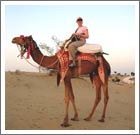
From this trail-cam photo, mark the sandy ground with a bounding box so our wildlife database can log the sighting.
[5,71,135,130]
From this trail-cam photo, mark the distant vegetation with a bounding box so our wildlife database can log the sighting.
[111,71,135,84]
[39,35,63,56]
[112,76,120,84]
[39,35,63,75]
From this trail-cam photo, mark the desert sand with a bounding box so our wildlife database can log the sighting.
[5,71,135,130]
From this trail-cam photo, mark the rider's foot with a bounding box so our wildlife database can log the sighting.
[69,62,76,68]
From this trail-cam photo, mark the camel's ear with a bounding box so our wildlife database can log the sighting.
[28,35,33,41]
[29,35,32,38]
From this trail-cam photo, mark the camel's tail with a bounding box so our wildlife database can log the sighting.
[102,55,111,76]
[89,55,111,84]
[97,55,111,84]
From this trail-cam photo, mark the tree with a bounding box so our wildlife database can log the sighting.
[124,73,127,76]
[39,43,54,56]
[131,72,135,76]
[39,35,63,73]
[51,35,63,52]
[117,73,121,76]
[114,71,117,74]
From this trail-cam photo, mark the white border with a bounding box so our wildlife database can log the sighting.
[1,1,139,5]
[2,130,140,135]
[1,1,139,134]
[1,0,6,132]
[134,2,139,133]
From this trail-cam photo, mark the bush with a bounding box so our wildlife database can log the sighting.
[15,69,21,75]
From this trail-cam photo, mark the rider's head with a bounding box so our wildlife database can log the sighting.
[76,17,83,26]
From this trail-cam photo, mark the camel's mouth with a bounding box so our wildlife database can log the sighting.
[11,37,27,58]
[12,38,16,43]
[12,39,18,44]
[12,37,22,46]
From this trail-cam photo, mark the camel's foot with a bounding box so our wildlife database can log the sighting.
[61,123,71,127]
[61,117,70,127]
[71,117,79,121]
[84,117,91,121]
[71,114,79,121]
[98,118,105,122]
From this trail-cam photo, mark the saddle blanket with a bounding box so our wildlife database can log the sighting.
[78,44,103,53]
[57,47,97,82]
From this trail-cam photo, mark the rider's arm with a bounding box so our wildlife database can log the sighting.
[80,29,89,39]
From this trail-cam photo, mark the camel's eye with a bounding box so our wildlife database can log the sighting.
[22,38,25,42]
[13,38,17,41]
[12,38,17,43]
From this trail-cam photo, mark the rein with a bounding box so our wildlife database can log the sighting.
[38,55,60,72]
[38,47,66,70]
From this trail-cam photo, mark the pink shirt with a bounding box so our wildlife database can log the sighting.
[76,26,88,41]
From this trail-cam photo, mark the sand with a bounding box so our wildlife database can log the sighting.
[5,71,135,130]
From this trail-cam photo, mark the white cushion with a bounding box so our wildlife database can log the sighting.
[78,44,103,53]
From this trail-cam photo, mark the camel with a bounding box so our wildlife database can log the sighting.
[12,35,111,127]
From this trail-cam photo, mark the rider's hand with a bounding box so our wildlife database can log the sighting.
[72,33,80,36]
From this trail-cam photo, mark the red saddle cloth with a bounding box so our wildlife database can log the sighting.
[56,47,97,82]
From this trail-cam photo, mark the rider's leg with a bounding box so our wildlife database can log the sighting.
[68,40,85,67]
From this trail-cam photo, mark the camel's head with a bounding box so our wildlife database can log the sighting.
[12,35,33,46]
[12,35,34,58]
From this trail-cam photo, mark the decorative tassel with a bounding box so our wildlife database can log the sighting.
[26,46,30,59]
[21,45,24,59]
[20,35,24,39]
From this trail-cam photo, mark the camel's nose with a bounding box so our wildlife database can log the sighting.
[12,38,16,43]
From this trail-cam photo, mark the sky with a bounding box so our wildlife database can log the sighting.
[2,1,139,74]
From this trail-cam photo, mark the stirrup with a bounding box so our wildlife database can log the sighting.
[69,63,76,68]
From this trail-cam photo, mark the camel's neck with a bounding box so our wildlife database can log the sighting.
[30,42,58,69]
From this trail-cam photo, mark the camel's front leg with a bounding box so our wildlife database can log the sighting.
[61,96,70,127]
[61,77,79,127]
[61,77,70,127]
[68,78,79,121]
[70,93,79,121]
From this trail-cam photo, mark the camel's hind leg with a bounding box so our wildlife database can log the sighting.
[84,74,102,121]
[98,82,109,122]
[97,55,110,122]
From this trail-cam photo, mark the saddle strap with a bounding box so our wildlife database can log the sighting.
[77,57,81,76]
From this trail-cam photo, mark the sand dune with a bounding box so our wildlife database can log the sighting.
[5,71,135,130]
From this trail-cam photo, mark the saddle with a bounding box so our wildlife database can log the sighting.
[57,37,109,83]
[62,37,104,55]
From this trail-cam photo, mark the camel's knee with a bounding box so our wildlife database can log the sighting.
[95,97,101,104]
[107,96,109,100]
[70,95,75,102]
[64,97,69,104]
[104,96,109,104]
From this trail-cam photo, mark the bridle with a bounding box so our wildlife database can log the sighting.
[16,36,65,71]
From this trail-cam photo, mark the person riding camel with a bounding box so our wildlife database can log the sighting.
[68,17,89,67]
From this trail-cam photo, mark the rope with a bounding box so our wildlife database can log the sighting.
[16,44,39,69]
[38,56,44,72]
[16,44,65,71]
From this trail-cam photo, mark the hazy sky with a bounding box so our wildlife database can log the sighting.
[2,1,138,74]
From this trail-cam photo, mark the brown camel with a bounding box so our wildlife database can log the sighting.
[12,35,111,127]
